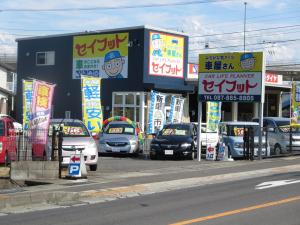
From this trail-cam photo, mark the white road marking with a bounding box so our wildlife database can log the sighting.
[256,179,300,190]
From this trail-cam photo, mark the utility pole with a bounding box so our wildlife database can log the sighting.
[244,2,247,52]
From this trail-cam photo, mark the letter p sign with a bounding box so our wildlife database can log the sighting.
[68,163,80,176]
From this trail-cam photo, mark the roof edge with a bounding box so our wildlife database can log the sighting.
[16,25,188,42]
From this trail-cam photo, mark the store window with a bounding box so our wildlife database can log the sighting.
[112,92,143,123]
[36,51,55,66]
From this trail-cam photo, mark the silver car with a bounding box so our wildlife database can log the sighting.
[98,121,140,156]
[254,117,300,155]
[48,119,99,171]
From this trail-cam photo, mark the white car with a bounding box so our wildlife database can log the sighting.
[200,123,219,153]
[193,123,219,154]
[48,119,99,171]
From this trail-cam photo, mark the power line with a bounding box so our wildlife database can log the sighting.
[189,29,300,44]
[0,0,237,12]
[189,24,300,38]
[189,38,300,51]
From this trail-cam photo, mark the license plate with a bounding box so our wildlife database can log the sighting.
[112,148,121,152]
[164,150,173,155]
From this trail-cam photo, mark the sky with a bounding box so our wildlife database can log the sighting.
[0,0,299,70]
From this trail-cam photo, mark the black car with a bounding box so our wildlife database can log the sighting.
[150,123,197,160]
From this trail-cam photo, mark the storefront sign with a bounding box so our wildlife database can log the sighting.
[168,96,185,123]
[30,80,55,144]
[198,52,264,102]
[187,63,198,80]
[149,32,184,78]
[206,102,221,132]
[206,145,216,160]
[265,72,282,85]
[81,76,102,132]
[147,91,166,134]
[73,33,129,79]
[22,80,33,130]
[291,81,300,127]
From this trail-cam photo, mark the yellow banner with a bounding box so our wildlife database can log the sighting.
[81,76,102,132]
[73,33,128,58]
[291,81,300,127]
[22,80,33,130]
[199,52,263,73]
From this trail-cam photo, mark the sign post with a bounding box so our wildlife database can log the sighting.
[67,152,87,179]
[198,52,265,161]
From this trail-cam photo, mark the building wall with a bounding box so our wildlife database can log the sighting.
[16,27,194,123]
[0,67,7,90]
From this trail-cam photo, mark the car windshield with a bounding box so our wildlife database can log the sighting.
[160,124,190,136]
[0,121,4,136]
[275,120,300,133]
[104,123,135,135]
[227,125,260,137]
[49,121,90,137]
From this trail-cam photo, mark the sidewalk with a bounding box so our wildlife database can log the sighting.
[1,156,300,214]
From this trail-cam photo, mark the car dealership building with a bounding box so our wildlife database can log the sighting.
[16,25,296,132]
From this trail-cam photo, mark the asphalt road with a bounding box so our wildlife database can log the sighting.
[1,170,300,225]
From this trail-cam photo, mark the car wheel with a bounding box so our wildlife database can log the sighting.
[5,151,11,166]
[150,153,157,160]
[188,151,195,160]
[89,164,98,171]
[274,145,282,155]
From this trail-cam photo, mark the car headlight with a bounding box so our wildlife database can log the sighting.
[0,142,2,153]
[130,140,137,145]
[99,140,106,144]
[181,143,191,148]
[87,141,97,150]
[151,143,160,147]
[234,142,244,148]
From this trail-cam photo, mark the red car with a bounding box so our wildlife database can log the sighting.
[0,117,17,164]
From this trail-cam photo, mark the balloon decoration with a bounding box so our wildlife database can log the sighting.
[102,116,143,144]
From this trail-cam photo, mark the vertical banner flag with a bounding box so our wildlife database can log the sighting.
[73,33,129,79]
[147,91,166,134]
[30,80,55,144]
[22,80,33,130]
[206,102,222,132]
[291,81,300,126]
[81,76,102,132]
[168,96,185,123]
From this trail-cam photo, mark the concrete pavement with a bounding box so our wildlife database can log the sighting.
[1,156,300,214]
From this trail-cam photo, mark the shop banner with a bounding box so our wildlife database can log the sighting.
[206,102,222,132]
[168,96,185,123]
[22,80,33,130]
[187,63,199,80]
[149,32,184,78]
[81,76,102,132]
[291,81,300,126]
[73,33,129,79]
[198,52,264,102]
[30,80,55,144]
[147,91,166,134]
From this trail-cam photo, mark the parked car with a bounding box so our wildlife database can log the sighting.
[0,114,22,134]
[0,117,17,164]
[150,123,197,160]
[195,123,219,154]
[98,121,140,156]
[253,117,300,155]
[32,119,99,171]
[218,121,269,159]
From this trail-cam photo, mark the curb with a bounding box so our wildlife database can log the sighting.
[1,164,300,212]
